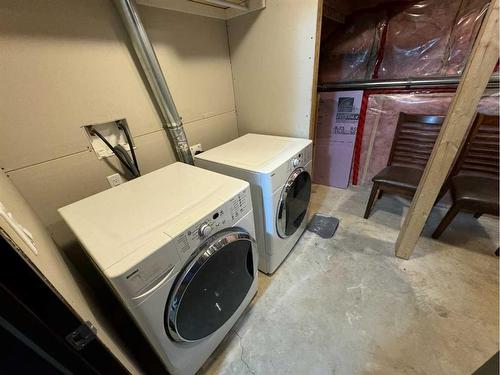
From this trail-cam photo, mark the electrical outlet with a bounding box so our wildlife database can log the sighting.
[190,144,203,157]
[107,174,123,188]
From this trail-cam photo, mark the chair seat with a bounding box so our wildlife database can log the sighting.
[451,175,499,213]
[372,166,424,191]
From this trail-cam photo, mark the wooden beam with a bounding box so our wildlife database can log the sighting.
[309,0,324,141]
[394,0,499,259]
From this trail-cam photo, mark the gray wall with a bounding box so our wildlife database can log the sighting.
[0,0,238,247]
[227,0,320,139]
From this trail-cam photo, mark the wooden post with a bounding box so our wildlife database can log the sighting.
[395,0,499,259]
[309,0,323,141]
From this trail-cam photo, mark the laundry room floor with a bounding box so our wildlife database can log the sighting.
[199,184,499,375]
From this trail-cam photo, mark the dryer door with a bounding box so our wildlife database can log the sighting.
[165,228,256,342]
[276,168,312,238]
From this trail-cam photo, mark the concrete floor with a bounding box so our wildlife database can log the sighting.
[200,184,499,375]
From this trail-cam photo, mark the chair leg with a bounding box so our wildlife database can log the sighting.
[473,212,482,219]
[377,190,383,200]
[364,183,380,219]
[432,203,462,239]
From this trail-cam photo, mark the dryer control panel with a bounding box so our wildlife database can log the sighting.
[285,143,313,174]
[266,143,313,193]
[174,187,251,260]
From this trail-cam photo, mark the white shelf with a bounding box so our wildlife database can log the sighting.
[136,0,265,20]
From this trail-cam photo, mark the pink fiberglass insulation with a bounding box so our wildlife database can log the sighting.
[442,0,490,75]
[318,0,490,81]
[378,1,461,78]
[355,91,499,186]
[318,11,384,82]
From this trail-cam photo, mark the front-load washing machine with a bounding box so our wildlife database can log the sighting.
[59,162,258,375]
[195,134,312,274]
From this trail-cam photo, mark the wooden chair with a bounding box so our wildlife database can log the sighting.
[364,113,445,219]
[432,114,499,238]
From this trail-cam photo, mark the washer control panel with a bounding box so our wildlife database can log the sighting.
[175,207,227,255]
[174,187,251,259]
[228,190,249,221]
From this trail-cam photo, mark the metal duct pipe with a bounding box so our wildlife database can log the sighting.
[318,75,500,91]
[114,0,194,164]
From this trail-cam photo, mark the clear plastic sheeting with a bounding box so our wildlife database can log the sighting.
[378,1,461,78]
[355,90,500,186]
[442,0,489,75]
[318,12,384,82]
[378,0,490,78]
[318,0,491,82]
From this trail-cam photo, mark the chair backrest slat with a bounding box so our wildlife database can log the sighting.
[387,112,445,169]
[394,147,432,157]
[392,157,428,168]
[451,114,500,178]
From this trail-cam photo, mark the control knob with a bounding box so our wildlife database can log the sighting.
[199,223,213,237]
[292,158,300,167]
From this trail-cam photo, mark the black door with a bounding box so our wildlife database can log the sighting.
[165,228,256,342]
[0,234,129,375]
[276,168,312,238]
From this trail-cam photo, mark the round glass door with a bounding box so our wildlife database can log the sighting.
[276,168,312,238]
[165,229,255,342]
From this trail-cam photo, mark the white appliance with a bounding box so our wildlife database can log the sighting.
[195,134,313,274]
[59,162,258,375]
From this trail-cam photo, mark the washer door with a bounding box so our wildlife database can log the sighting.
[165,228,256,342]
[276,168,312,238]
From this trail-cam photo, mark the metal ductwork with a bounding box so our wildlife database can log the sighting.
[318,75,500,91]
[114,0,194,165]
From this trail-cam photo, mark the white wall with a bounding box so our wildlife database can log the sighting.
[227,0,320,139]
[0,0,238,247]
